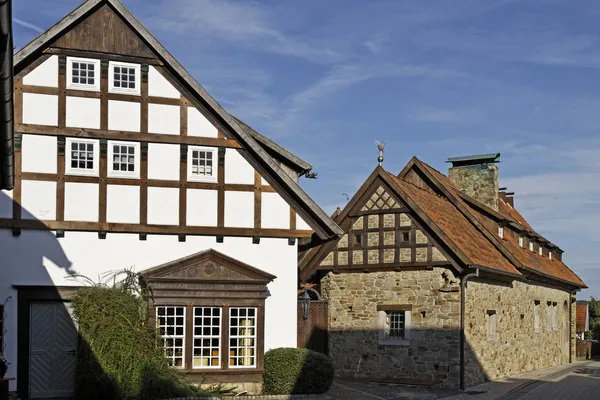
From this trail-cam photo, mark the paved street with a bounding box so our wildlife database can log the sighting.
[324,360,600,400]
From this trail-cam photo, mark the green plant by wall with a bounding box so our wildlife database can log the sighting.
[263,348,334,395]
[69,271,228,399]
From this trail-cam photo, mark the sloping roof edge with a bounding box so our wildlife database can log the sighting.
[14,0,342,240]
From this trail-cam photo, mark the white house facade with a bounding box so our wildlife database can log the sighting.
[0,0,342,398]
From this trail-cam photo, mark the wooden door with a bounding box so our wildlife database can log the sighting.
[297,300,328,354]
[29,302,78,399]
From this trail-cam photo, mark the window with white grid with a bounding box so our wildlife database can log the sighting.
[109,61,140,95]
[384,311,405,340]
[107,141,140,178]
[66,138,99,176]
[156,306,186,368]
[229,307,256,367]
[188,146,217,182]
[193,307,221,368]
[66,57,100,91]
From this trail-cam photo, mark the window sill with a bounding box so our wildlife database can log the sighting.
[66,84,100,92]
[108,87,141,96]
[379,339,410,346]
[107,171,140,179]
[65,169,99,177]
[187,175,218,183]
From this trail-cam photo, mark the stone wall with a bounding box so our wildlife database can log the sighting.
[321,268,462,388]
[464,279,574,387]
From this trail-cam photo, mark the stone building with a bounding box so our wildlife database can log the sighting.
[300,154,586,389]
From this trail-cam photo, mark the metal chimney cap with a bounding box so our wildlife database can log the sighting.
[446,153,501,167]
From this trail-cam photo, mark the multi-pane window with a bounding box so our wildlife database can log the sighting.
[107,141,139,178]
[67,57,100,91]
[383,311,405,340]
[193,307,221,368]
[109,62,140,95]
[188,147,217,182]
[72,61,95,86]
[156,306,186,368]
[229,308,257,367]
[66,139,98,176]
[113,65,136,89]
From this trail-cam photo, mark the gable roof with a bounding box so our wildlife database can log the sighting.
[13,0,342,241]
[302,158,586,289]
[402,158,585,288]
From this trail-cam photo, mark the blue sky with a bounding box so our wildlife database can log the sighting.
[14,0,600,299]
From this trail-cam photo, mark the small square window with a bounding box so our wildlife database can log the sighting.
[187,146,217,182]
[66,138,99,176]
[109,62,141,95]
[378,307,411,345]
[400,231,410,243]
[353,234,362,246]
[107,141,140,178]
[67,57,100,91]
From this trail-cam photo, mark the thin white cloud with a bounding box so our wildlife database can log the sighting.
[13,18,44,33]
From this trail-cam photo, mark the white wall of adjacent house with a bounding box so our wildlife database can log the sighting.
[1,55,313,389]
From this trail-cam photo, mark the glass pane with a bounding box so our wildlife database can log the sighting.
[72,77,79,84]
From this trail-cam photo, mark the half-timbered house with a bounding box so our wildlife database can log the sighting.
[0,0,342,397]
[300,154,586,389]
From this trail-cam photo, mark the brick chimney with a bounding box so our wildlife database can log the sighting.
[447,153,500,211]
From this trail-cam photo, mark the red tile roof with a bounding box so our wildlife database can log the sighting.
[576,304,588,333]
[389,174,521,277]
[414,159,586,288]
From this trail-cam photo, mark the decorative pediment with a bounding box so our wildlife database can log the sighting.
[141,249,276,283]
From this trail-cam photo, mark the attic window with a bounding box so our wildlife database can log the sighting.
[109,61,141,95]
[353,234,362,246]
[519,236,524,247]
[400,231,410,243]
[108,141,140,178]
[66,138,99,176]
[529,242,534,252]
[498,226,504,239]
[538,246,543,256]
[67,57,100,91]
[549,251,553,260]
[187,147,217,182]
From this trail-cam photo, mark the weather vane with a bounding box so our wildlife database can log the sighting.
[375,141,385,166]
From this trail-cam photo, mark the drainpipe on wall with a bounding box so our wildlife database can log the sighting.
[0,0,14,190]
[569,290,577,364]
[460,267,479,391]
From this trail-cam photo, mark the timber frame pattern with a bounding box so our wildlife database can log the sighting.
[10,0,343,242]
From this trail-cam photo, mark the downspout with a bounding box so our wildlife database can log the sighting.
[0,0,13,190]
[569,290,577,363]
[460,267,479,391]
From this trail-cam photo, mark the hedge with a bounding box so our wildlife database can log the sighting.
[263,348,334,395]
[71,284,226,399]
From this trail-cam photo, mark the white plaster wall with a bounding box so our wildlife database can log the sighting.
[0,231,298,391]
[21,180,56,220]
[187,108,218,138]
[148,104,179,135]
[148,66,180,99]
[147,143,180,180]
[261,176,269,186]
[0,189,12,218]
[21,135,57,174]
[107,185,140,224]
[66,97,101,129]
[22,93,58,126]
[296,214,312,230]
[108,100,140,132]
[224,191,254,228]
[64,183,99,222]
[261,192,289,229]
[187,189,217,226]
[22,55,59,88]
[147,187,179,225]
[224,149,255,184]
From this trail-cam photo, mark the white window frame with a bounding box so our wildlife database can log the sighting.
[108,61,141,95]
[65,138,100,177]
[156,306,186,369]
[529,242,534,252]
[66,57,100,91]
[378,309,411,346]
[107,140,140,179]
[539,246,543,256]
[498,226,504,239]
[229,307,257,368]
[187,146,218,183]
[549,251,552,260]
[192,307,222,369]
[519,236,524,248]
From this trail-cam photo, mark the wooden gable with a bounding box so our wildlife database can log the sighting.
[51,4,156,59]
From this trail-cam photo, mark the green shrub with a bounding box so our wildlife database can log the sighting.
[71,284,224,399]
[263,348,334,395]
